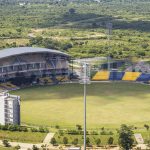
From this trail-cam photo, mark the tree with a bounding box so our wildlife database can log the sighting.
[3,139,11,147]
[32,145,39,150]
[144,124,150,145]
[108,137,114,146]
[144,124,149,131]
[55,125,60,129]
[141,43,149,49]
[118,124,134,150]
[76,124,82,130]
[95,138,101,146]
[14,145,21,150]
[63,137,68,145]
[41,144,48,150]
[72,138,78,145]
[69,8,76,14]
[50,137,57,145]
[86,137,90,146]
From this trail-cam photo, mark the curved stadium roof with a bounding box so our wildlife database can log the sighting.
[0,47,69,59]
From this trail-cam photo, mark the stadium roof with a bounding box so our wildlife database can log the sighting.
[0,47,69,59]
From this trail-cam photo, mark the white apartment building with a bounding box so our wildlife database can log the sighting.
[0,91,20,125]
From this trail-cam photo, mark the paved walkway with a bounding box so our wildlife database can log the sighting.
[43,133,55,144]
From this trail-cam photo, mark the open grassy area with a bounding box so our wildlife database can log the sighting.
[0,130,46,143]
[54,133,119,145]
[11,82,150,129]
[0,147,14,150]
[53,127,150,145]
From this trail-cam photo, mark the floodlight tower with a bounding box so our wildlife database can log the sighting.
[79,62,91,150]
[106,22,113,71]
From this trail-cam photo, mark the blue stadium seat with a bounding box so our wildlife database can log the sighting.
[109,72,125,80]
[137,73,150,81]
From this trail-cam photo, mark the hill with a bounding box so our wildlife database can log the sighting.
[0,1,150,58]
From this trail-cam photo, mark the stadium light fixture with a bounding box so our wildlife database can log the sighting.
[106,22,113,71]
[79,62,91,150]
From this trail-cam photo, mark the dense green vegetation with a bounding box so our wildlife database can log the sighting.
[0,1,150,58]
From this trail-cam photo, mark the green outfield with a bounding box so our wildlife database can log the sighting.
[11,82,150,128]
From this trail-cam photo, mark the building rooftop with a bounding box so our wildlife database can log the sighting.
[0,91,20,101]
[0,47,69,59]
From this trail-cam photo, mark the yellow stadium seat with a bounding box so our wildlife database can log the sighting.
[122,72,141,81]
[40,77,52,83]
[56,76,69,82]
[92,71,110,80]
[0,82,17,89]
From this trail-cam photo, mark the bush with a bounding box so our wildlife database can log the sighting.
[0,124,28,132]
[90,131,98,135]
[95,138,101,146]
[14,145,21,150]
[108,137,114,145]
[58,130,64,136]
[63,137,68,145]
[67,130,88,135]
[39,127,49,133]
[32,145,39,150]
[50,137,57,145]
[3,139,11,147]
[55,125,60,129]
[72,138,78,145]
[76,124,82,130]
[31,128,38,132]
[86,137,90,146]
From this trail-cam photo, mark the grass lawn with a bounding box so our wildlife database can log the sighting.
[0,130,46,143]
[54,133,119,145]
[11,82,150,128]
[54,128,149,145]
[0,147,14,150]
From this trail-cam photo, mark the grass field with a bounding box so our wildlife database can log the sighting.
[0,130,46,143]
[54,128,150,145]
[0,147,14,150]
[11,82,150,128]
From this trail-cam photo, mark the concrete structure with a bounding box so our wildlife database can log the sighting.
[0,47,70,81]
[68,148,81,150]
[0,91,20,125]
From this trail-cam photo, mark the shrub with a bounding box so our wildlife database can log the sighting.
[14,145,21,150]
[32,145,39,150]
[55,125,60,129]
[63,137,68,145]
[90,131,98,135]
[39,127,49,133]
[72,138,78,145]
[86,137,90,146]
[50,137,57,145]
[58,130,64,136]
[95,138,101,146]
[76,124,82,130]
[3,139,11,147]
[31,128,38,132]
[108,137,114,145]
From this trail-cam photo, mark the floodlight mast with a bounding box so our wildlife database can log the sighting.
[79,63,91,150]
[106,22,112,71]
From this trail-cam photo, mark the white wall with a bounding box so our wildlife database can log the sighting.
[0,96,5,125]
